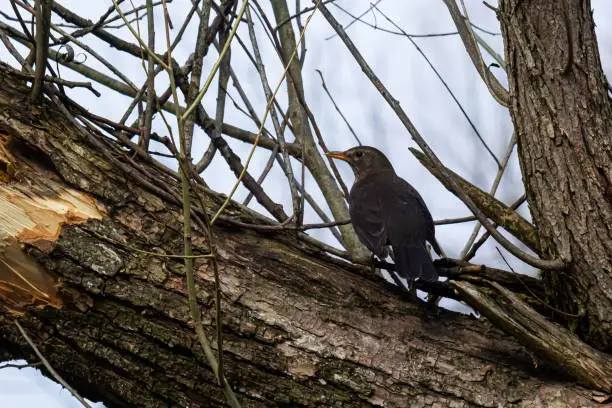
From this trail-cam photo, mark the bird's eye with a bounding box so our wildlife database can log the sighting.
[355,151,363,158]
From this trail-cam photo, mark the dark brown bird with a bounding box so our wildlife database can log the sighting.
[326,146,441,282]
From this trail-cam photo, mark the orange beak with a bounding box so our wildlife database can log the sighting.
[325,151,349,162]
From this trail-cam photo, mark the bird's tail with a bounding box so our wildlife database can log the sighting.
[392,244,438,282]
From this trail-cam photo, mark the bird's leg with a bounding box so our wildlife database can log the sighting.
[426,292,441,306]
[368,253,385,278]
[406,279,418,299]
[390,274,422,303]
[369,253,377,274]
[425,292,441,318]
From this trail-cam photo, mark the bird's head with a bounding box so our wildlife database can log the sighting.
[325,146,394,180]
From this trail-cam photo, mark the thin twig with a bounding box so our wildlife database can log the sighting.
[183,0,212,157]
[91,231,214,259]
[243,145,279,206]
[0,258,49,299]
[181,1,247,122]
[442,0,509,106]
[495,247,580,317]
[371,3,501,168]
[325,0,382,41]
[273,0,334,31]
[141,0,156,151]
[315,69,362,146]
[225,218,350,231]
[171,58,289,222]
[0,361,43,370]
[211,1,322,225]
[111,0,168,69]
[434,214,477,225]
[328,1,500,41]
[246,6,301,219]
[295,0,306,64]
[9,0,35,45]
[461,132,517,258]
[49,23,138,92]
[11,70,100,96]
[464,194,526,261]
[119,2,199,125]
[14,320,93,408]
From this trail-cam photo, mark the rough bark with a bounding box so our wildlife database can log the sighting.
[0,65,607,407]
[499,0,612,351]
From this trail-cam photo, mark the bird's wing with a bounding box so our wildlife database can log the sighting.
[382,176,439,280]
[386,176,440,255]
[349,184,388,257]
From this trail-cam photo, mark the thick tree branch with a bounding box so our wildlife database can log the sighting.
[0,64,603,405]
[451,280,612,392]
[410,148,540,253]
[0,60,608,407]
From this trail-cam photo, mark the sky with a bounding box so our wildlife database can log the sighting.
[1,0,612,406]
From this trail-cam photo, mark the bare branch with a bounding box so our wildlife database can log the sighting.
[12,69,100,95]
[141,0,156,151]
[463,194,527,261]
[315,69,362,146]
[442,0,509,106]
[51,2,164,62]
[270,0,368,258]
[0,361,42,370]
[460,132,517,258]
[14,320,93,408]
[31,0,52,102]
[434,214,476,225]
[246,6,301,220]
[183,0,213,155]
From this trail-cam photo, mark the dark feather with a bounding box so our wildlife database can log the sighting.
[392,244,438,282]
[350,170,438,280]
[349,181,388,258]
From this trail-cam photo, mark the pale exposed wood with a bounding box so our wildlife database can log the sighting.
[0,130,104,314]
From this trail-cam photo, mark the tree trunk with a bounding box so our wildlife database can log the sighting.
[0,65,607,407]
[499,0,612,351]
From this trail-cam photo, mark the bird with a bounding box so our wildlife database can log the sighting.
[326,146,441,282]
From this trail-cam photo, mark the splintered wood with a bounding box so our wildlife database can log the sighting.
[0,133,105,315]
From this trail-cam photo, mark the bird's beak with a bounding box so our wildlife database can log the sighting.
[325,151,349,162]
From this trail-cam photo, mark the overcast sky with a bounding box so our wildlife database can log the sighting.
[1,0,611,406]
